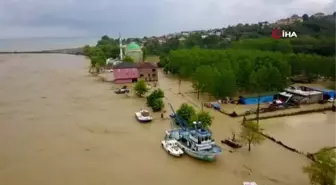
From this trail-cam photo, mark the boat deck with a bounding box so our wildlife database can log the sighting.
[166,129,222,155]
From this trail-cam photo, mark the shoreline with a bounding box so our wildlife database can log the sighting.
[0,48,85,55]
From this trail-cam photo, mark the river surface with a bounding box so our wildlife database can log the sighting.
[0,54,321,185]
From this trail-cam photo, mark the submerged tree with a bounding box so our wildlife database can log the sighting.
[303,148,336,185]
[176,103,196,125]
[195,111,213,128]
[134,80,148,97]
[146,89,165,107]
[239,121,265,151]
[151,98,165,112]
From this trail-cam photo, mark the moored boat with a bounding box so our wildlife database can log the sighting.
[161,139,184,157]
[164,127,222,161]
[135,109,153,123]
[166,103,222,161]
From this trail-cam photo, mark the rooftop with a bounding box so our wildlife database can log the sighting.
[126,42,141,50]
[136,62,157,69]
[113,62,137,69]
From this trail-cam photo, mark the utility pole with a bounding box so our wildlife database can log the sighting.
[256,91,261,125]
[332,97,335,112]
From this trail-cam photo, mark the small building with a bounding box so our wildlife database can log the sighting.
[312,12,325,18]
[301,86,335,100]
[113,62,139,84]
[125,42,143,62]
[105,58,122,70]
[284,86,323,104]
[238,92,279,105]
[137,62,158,82]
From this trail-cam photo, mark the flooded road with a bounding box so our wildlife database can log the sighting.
[0,54,314,185]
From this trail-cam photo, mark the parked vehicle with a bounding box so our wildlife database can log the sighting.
[115,88,130,94]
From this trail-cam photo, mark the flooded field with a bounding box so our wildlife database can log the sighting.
[261,112,336,153]
[0,54,316,185]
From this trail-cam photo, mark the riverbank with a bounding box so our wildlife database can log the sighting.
[0,48,84,55]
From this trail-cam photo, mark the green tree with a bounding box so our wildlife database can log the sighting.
[89,55,105,75]
[176,103,196,125]
[192,66,214,99]
[239,121,265,151]
[142,47,148,62]
[146,89,165,107]
[303,148,336,185]
[152,98,164,112]
[134,80,148,97]
[123,56,135,63]
[195,111,213,128]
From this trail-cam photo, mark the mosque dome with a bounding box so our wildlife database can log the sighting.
[126,42,141,50]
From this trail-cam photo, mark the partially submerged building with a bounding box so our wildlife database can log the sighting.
[136,62,158,82]
[284,86,323,104]
[113,62,139,84]
[238,92,279,105]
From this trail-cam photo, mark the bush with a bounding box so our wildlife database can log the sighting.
[146,89,164,107]
[176,103,196,125]
[152,98,164,112]
[134,80,148,97]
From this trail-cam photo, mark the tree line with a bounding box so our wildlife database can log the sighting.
[159,48,335,99]
[145,13,335,57]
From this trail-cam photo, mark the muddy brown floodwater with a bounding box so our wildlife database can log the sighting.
[0,54,323,185]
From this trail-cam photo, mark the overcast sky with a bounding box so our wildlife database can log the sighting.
[0,0,335,38]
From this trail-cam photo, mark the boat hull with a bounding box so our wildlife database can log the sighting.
[137,119,152,123]
[177,142,218,161]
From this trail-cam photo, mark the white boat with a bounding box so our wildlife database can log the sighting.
[161,139,184,157]
[135,109,153,123]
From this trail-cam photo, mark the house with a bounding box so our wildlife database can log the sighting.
[113,62,139,84]
[136,62,158,82]
[290,14,303,22]
[284,86,323,104]
[312,12,325,18]
[105,58,122,69]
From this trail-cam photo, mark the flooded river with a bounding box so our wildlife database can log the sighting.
[261,112,335,153]
[0,54,322,185]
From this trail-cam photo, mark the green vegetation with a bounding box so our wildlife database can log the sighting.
[83,35,120,75]
[195,111,213,128]
[151,14,335,98]
[176,103,213,128]
[158,47,334,99]
[123,56,134,63]
[176,103,196,125]
[146,89,165,112]
[146,14,335,57]
[239,121,265,151]
[151,98,164,112]
[134,80,149,97]
[303,148,335,185]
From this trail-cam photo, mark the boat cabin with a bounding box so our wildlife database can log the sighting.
[141,110,150,117]
[179,122,215,151]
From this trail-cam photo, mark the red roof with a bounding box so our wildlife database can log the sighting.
[136,62,157,69]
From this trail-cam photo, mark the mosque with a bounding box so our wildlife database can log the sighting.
[119,36,143,63]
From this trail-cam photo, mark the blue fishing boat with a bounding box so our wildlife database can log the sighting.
[165,104,222,161]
